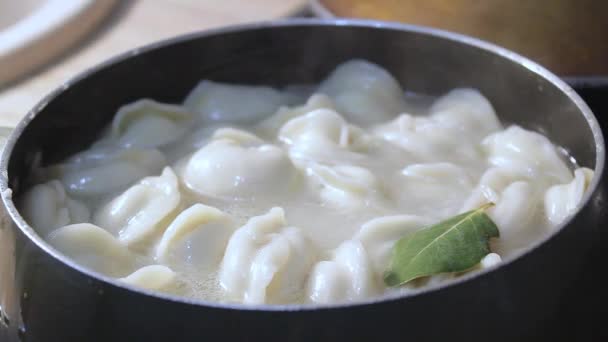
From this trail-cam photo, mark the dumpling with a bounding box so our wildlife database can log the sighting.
[354,215,432,275]
[397,163,475,219]
[544,167,594,226]
[38,147,166,198]
[468,181,539,254]
[460,167,541,252]
[155,203,236,268]
[430,88,501,142]
[373,114,484,164]
[371,89,497,164]
[182,130,298,200]
[255,93,335,139]
[318,60,407,125]
[458,166,545,253]
[306,164,385,209]
[47,223,134,277]
[184,80,302,124]
[401,162,474,184]
[479,253,502,269]
[172,127,266,164]
[278,108,371,164]
[488,182,538,243]
[108,99,191,148]
[218,208,317,304]
[482,126,573,184]
[460,167,530,211]
[93,167,181,246]
[169,124,224,155]
[307,240,379,304]
[119,265,176,291]
[210,127,265,146]
[19,180,90,236]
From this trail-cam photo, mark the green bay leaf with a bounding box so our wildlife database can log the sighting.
[384,203,499,287]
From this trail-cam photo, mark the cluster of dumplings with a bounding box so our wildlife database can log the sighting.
[19,60,594,305]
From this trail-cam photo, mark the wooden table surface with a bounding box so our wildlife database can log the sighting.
[0,0,306,127]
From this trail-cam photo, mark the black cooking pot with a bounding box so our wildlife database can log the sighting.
[0,19,604,342]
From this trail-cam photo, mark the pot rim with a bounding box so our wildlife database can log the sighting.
[1,18,604,312]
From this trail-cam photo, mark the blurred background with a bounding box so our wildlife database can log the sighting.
[0,0,306,126]
[312,0,608,76]
[1,0,606,127]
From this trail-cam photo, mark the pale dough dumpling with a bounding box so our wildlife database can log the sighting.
[373,114,483,164]
[306,164,385,210]
[487,181,540,252]
[461,167,528,209]
[256,94,335,139]
[371,88,498,164]
[354,215,432,275]
[119,265,176,291]
[182,130,298,200]
[109,99,191,148]
[318,60,407,126]
[155,203,236,268]
[94,167,181,246]
[278,108,370,164]
[430,88,501,142]
[479,253,502,269]
[48,223,134,277]
[19,180,90,236]
[397,163,475,218]
[461,168,541,252]
[184,80,302,124]
[307,240,378,304]
[41,147,167,198]
[218,208,317,304]
[167,125,263,160]
[210,127,265,146]
[544,167,594,226]
[482,126,573,184]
